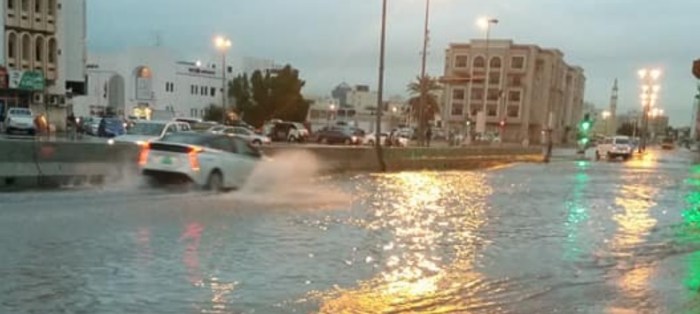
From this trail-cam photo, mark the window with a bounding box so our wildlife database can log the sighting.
[488,72,500,85]
[35,36,43,62]
[471,88,483,100]
[200,109,205,117]
[166,124,178,134]
[487,89,501,101]
[210,87,216,97]
[8,0,14,10]
[35,0,41,13]
[7,33,17,59]
[473,56,485,68]
[452,88,465,101]
[509,75,522,87]
[511,56,525,69]
[21,0,28,12]
[47,0,54,15]
[208,137,236,153]
[490,57,502,69]
[21,34,30,61]
[508,90,521,102]
[455,55,468,68]
[470,104,484,116]
[451,102,463,116]
[507,105,520,118]
[47,38,56,63]
[487,104,498,117]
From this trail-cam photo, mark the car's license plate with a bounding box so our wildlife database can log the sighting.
[161,156,173,165]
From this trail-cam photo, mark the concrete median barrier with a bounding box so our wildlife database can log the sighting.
[0,139,541,190]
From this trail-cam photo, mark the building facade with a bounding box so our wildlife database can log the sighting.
[73,47,233,120]
[0,0,87,130]
[442,39,585,144]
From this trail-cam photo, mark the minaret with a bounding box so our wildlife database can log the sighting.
[609,79,618,135]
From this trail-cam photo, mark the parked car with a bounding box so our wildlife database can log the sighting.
[312,128,360,145]
[97,117,127,138]
[595,136,634,161]
[78,116,101,136]
[139,132,262,191]
[3,107,35,135]
[114,120,191,145]
[218,126,271,146]
[190,121,220,132]
[661,137,675,150]
[364,132,389,146]
[268,121,310,142]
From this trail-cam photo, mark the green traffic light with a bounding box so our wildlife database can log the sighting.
[581,122,591,131]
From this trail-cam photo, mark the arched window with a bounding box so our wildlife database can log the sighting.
[47,0,54,15]
[21,0,29,12]
[21,33,31,61]
[473,56,485,68]
[35,36,44,62]
[8,0,15,10]
[7,32,17,59]
[47,37,56,63]
[490,57,502,69]
[34,0,42,13]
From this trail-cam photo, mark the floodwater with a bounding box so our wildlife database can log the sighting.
[2,149,700,313]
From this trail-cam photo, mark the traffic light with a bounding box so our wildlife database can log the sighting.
[499,120,506,128]
[580,113,592,132]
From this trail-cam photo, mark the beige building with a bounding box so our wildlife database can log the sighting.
[0,0,87,130]
[442,39,585,144]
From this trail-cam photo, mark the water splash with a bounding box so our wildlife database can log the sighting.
[229,150,351,208]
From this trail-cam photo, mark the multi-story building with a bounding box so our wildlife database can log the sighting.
[0,0,87,130]
[73,46,233,120]
[442,39,585,144]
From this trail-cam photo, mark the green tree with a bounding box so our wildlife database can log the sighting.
[231,65,310,128]
[407,76,442,124]
[203,104,224,122]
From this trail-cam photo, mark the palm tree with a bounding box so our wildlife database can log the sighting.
[407,76,442,125]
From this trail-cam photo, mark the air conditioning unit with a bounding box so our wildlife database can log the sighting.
[33,93,44,104]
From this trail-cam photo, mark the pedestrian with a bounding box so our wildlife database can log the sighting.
[425,126,432,147]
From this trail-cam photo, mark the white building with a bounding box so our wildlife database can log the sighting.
[0,0,87,130]
[73,46,233,120]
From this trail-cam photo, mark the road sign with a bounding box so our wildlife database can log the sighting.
[693,59,700,79]
[8,70,44,91]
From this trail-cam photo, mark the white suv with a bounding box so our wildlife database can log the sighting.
[596,136,634,161]
[4,107,35,135]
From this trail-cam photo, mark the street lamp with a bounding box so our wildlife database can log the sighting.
[476,16,498,138]
[638,67,662,152]
[214,35,232,124]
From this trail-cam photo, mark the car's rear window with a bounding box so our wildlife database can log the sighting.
[615,139,630,144]
[10,109,31,116]
[160,133,210,145]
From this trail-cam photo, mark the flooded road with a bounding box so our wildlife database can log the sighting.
[2,149,700,313]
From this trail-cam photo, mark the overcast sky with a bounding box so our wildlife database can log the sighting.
[88,0,700,126]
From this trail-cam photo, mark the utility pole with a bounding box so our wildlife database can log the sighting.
[417,0,430,147]
[374,0,387,172]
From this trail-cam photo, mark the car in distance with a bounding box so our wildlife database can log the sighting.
[596,136,634,161]
[139,133,262,191]
[113,120,191,145]
[312,128,360,145]
[217,126,271,146]
[3,107,35,135]
[268,121,309,142]
[661,137,674,150]
[97,117,127,138]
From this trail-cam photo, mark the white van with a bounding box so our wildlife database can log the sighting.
[595,136,634,161]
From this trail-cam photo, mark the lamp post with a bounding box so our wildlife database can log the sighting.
[417,0,431,147]
[214,36,232,124]
[637,68,661,153]
[375,0,388,171]
[476,17,498,135]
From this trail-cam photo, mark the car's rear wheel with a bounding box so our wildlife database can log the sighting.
[206,170,224,192]
[252,139,262,146]
[344,138,352,145]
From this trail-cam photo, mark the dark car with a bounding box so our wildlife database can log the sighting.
[312,128,360,145]
[98,117,126,138]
